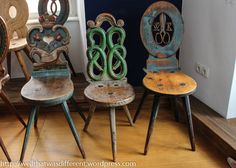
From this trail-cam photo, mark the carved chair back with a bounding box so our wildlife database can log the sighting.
[27,13,71,77]
[0,0,29,39]
[38,0,70,25]
[0,16,10,86]
[86,13,128,81]
[140,1,184,72]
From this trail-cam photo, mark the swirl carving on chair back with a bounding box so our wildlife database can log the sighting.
[87,13,127,81]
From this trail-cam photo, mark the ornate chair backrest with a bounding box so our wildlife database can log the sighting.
[38,0,70,25]
[27,13,71,77]
[0,16,10,85]
[140,1,184,72]
[0,0,29,39]
[86,13,128,81]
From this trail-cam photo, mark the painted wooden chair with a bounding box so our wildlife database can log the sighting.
[0,0,35,81]
[83,13,135,162]
[0,16,27,162]
[133,1,197,154]
[37,0,77,76]
[19,13,86,162]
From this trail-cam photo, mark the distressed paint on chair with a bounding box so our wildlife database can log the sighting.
[84,13,135,162]
[38,0,77,76]
[134,1,197,154]
[140,1,184,72]
[19,13,86,162]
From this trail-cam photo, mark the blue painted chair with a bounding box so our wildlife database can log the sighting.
[83,13,135,161]
[19,13,86,162]
[133,1,197,154]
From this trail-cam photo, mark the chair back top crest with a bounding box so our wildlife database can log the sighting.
[140,1,183,58]
[0,16,9,64]
[86,13,128,81]
[27,13,70,67]
[0,0,29,39]
[38,0,70,25]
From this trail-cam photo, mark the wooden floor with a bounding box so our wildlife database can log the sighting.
[0,102,228,167]
[0,75,230,167]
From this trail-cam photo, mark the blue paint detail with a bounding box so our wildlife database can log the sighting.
[141,2,184,57]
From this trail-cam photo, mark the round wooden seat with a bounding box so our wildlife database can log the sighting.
[21,77,74,106]
[143,71,197,96]
[84,81,135,107]
[9,38,27,51]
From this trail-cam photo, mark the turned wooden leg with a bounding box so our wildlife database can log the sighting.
[7,52,11,77]
[61,102,86,159]
[170,97,179,122]
[109,107,117,162]
[15,51,30,81]
[182,96,196,151]
[0,90,26,127]
[0,137,11,162]
[144,94,160,155]
[71,97,86,122]
[123,105,134,126]
[20,106,38,162]
[63,51,77,77]
[133,89,149,123]
[83,104,96,131]
[34,107,39,128]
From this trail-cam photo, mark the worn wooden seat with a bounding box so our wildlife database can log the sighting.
[0,16,26,162]
[84,80,135,107]
[0,0,35,81]
[19,14,86,162]
[143,71,197,96]
[83,13,135,162]
[37,0,77,76]
[133,1,197,155]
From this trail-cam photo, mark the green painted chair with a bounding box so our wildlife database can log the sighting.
[133,1,197,154]
[83,13,135,162]
[19,13,86,162]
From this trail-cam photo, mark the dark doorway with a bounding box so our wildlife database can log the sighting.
[85,0,182,86]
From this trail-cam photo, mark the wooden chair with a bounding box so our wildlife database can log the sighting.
[19,13,86,162]
[37,0,77,76]
[0,16,27,162]
[133,1,197,155]
[83,13,135,162]
[0,0,35,81]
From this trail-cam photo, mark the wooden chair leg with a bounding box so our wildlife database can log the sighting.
[20,106,38,162]
[83,104,96,131]
[61,102,86,159]
[63,51,77,77]
[109,107,117,162]
[0,90,26,128]
[182,96,196,151]
[123,105,134,126]
[23,46,36,63]
[170,97,179,122]
[15,51,30,81]
[0,137,11,162]
[34,107,39,128]
[7,52,11,77]
[144,94,160,155]
[133,89,149,123]
[71,97,86,122]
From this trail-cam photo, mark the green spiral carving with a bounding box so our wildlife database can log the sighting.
[87,25,127,81]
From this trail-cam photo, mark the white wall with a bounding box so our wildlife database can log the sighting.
[181,0,236,118]
[5,0,87,79]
